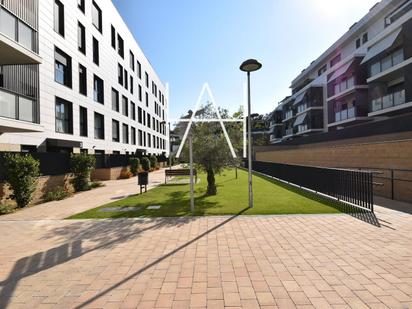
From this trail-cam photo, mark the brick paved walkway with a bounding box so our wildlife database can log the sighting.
[0,206,411,308]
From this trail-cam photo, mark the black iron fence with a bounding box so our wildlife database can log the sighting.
[0,153,168,181]
[247,161,375,212]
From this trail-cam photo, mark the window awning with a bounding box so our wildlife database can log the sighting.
[328,60,354,82]
[293,91,306,106]
[293,113,307,127]
[361,28,402,64]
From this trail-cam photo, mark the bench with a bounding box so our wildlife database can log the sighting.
[165,169,197,184]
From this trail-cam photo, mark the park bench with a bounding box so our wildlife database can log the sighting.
[165,169,197,184]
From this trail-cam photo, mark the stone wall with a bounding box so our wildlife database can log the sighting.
[255,138,412,203]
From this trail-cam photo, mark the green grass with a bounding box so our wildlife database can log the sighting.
[68,169,341,219]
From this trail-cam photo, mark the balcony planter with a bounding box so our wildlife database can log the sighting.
[137,171,149,194]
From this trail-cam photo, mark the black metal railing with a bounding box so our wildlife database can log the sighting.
[247,161,374,212]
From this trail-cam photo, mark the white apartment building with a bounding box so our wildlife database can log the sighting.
[0,0,169,155]
[270,0,412,144]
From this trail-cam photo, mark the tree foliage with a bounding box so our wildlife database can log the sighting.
[70,154,96,192]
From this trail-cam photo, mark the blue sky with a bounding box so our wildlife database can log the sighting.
[112,0,379,120]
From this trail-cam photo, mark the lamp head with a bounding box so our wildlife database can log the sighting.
[240,59,262,73]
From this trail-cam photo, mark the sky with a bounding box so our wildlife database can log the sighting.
[112,0,379,120]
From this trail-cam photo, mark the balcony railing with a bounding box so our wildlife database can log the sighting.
[335,106,356,122]
[371,89,406,112]
[333,76,355,97]
[0,6,38,53]
[285,128,294,136]
[284,110,293,120]
[0,88,37,123]
[297,103,308,114]
[370,49,404,77]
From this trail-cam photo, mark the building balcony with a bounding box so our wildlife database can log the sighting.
[0,5,41,65]
[0,88,42,133]
[369,89,411,116]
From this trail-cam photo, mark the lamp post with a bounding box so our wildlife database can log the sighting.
[240,59,262,209]
[161,121,172,170]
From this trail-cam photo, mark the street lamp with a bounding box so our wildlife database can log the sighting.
[161,121,172,170]
[240,59,262,209]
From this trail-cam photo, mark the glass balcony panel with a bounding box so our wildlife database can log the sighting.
[0,90,16,119]
[347,76,354,89]
[381,56,392,72]
[382,94,393,109]
[392,49,404,66]
[18,97,34,122]
[18,21,33,51]
[370,62,381,76]
[334,84,340,95]
[394,89,405,106]
[335,112,341,122]
[341,110,348,120]
[372,98,382,112]
[348,107,355,119]
[0,8,17,40]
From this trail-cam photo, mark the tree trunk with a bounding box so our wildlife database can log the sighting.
[206,169,217,195]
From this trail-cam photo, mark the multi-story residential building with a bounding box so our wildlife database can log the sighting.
[270,0,412,144]
[0,0,169,155]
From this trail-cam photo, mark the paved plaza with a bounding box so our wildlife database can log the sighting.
[0,201,411,308]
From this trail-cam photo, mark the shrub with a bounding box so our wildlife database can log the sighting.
[149,155,158,169]
[0,204,14,215]
[141,157,151,172]
[43,186,71,202]
[70,154,96,192]
[129,157,140,176]
[89,181,105,189]
[120,170,133,179]
[3,153,40,208]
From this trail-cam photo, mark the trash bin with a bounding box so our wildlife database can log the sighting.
[138,172,149,193]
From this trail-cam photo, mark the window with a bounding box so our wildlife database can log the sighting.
[78,22,86,54]
[18,21,33,51]
[111,88,119,112]
[79,64,87,96]
[145,72,149,87]
[145,92,149,107]
[118,64,123,85]
[130,76,134,94]
[330,54,341,67]
[356,38,361,49]
[18,97,34,122]
[0,9,16,40]
[80,106,88,137]
[93,37,99,65]
[131,127,136,145]
[138,85,142,101]
[78,0,85,13]
[54,0,64,36]
[137,60,142,79]
[112,120,120,142]
[122,124,129,144]
[55,47,72,88]
[138,129,143,146]
[92,1,102,33]
[124,69,128,90]
[147,113,151,128]
[55,97,73,134]
[131,102,136,120]
[117,34,124,58]
[130,51,135,71]
[138,106,142,123]
[111,25,116,49]
[362,33,368,44]
[147,133,151,147]
[93,75,104,104]
[122,96,128,116]
[94,113,105,139]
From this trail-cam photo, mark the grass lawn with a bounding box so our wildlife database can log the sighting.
[68,169,341,219]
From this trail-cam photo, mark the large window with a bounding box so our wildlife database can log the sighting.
[117,34,124,58]
[131,102,136,120]
[0,7,16,40]
[122,124,129,144]
[93,75,104,104]
[0,91,35,123]
[55,47,72,88]
[79,106,88,137]
[118,64,123,85]
[130,51,135,71]
[0,91,16,119]
[138,85,142,101]
[122,96,128,116]
[111,88,119,112]
[112,120,120,142]
[78,22,86,54]
[138,106,143,123]
[94,112,105,140]
[145,72,149,88]
[78,0,85,13]
[145,92,149,107]
[93,37,99,65]
[330,54,341,67]
[131,127,136,145]
[79,64,87,96]
[92,1,102,33]
[137,61,142,79]
[55,97,72,134]
[111,25,116,49]
[54,0,64,36]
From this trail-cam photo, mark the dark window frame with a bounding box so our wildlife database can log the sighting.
[92,0,102,33]
[93,74,104,104]
[94,112,105,140]
[54,46,72,88]
[79,64,87,96]
[79,106,88,137]
[55,97,73,134]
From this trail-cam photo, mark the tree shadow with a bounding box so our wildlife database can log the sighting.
[253,173,381,227]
